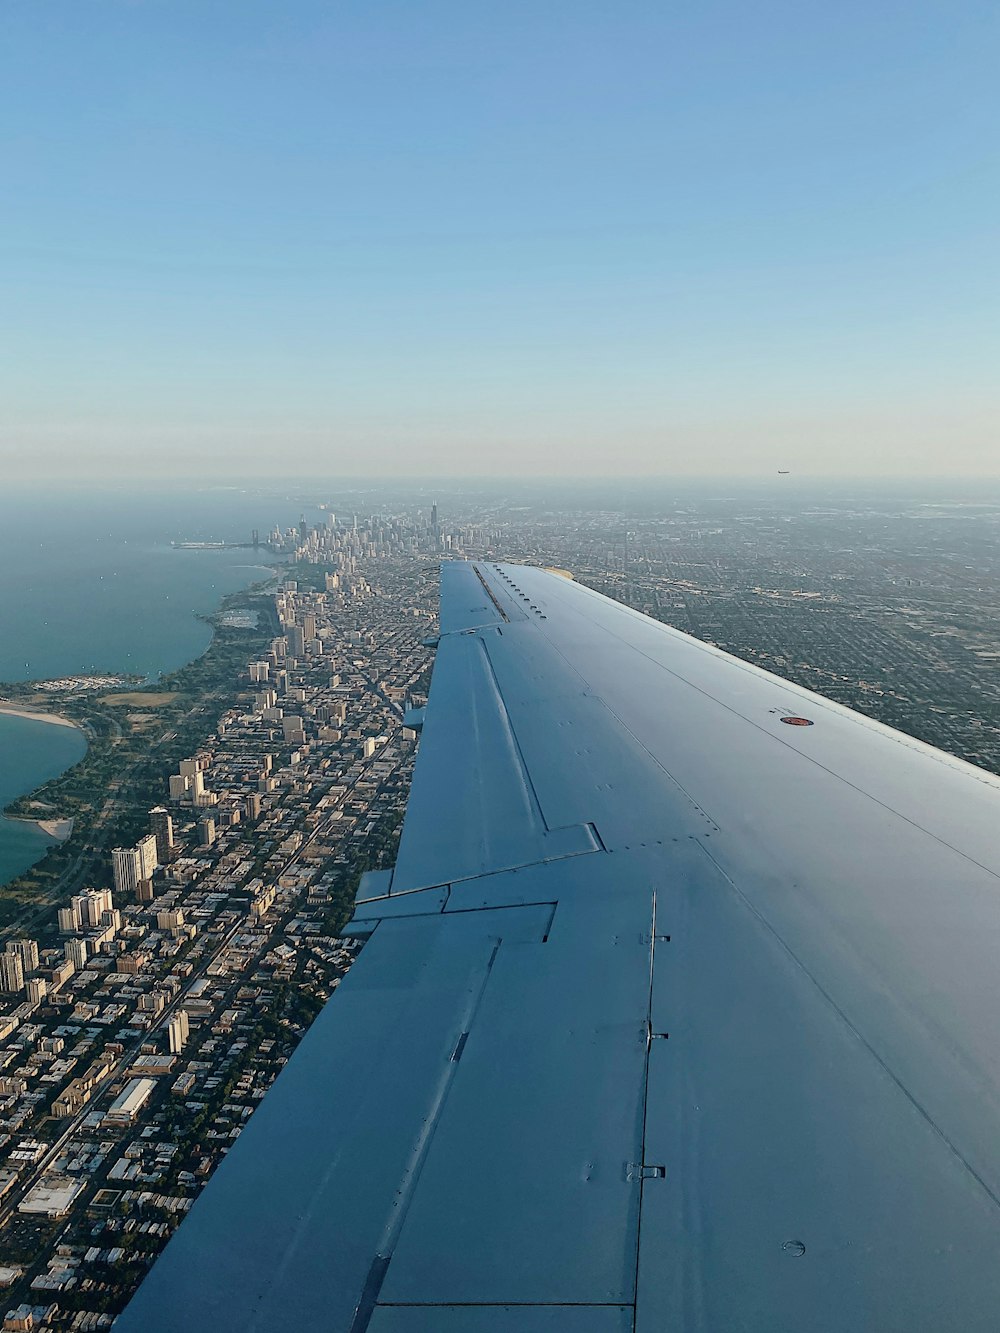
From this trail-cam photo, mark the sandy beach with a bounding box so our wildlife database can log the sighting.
[0,701,84,731]
[0,705,86,847]
[7,815,75,842]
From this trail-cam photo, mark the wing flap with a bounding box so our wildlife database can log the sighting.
[380,879,651,1306]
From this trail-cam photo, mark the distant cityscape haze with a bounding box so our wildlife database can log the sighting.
[2,1,998,480]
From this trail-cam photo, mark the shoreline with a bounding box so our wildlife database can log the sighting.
[4,814,75,842]
[0,702,86,733]
[0,708,87,860]
[0,567,277,901]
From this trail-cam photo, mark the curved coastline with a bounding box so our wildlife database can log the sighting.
[0,710,89,887]
[0,702,88,838]
[5,814,76,843]
[0,701,87,731]
[0,562,278,893]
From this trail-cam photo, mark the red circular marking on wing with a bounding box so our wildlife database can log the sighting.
[780,716,814,727]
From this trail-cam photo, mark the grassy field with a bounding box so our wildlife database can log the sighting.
[97,692,180,708]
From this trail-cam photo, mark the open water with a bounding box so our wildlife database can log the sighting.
[0,714,89,885]
[0,483,325,887]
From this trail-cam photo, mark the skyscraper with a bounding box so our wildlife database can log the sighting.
[137,832,158,881]
[6,939,39,973]
[168,1010,190,1054]
[149,808,174,863]
[64,938,88,969]
[58,904,79,933]
[0,951,24,994]
[112,847,140,898]
[112,834,157,898]
[78,887,112,928]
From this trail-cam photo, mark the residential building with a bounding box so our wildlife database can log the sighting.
[0,952,25,994]
[149,806,175,861]
[168,1010,190,1054]
[5,939,39,973]
[64,939,88,969]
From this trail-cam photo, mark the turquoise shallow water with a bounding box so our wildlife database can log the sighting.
[0,712,89,887]
[0,483,325,888]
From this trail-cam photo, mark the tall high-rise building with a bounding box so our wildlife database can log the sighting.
[168,1010,190,1054]
[301,613,317,641]
[149,808,174,863]
[112,847,140,897]
[137,833,158,881]
[282,716,305,744]
[6,939,39,973]
[101,908,122,936]
[74,887,112,928]
[113,835,158,896]
[287,625,306,658]
[57,904,79,934]
[64,938,88,969]
[0,952,24,994]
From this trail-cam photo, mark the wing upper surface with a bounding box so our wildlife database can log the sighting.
[116,560,1000,1332]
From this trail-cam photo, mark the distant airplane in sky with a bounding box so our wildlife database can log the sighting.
[778,469,790,474]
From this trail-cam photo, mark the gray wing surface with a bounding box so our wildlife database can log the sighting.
[116,561,1000,1332]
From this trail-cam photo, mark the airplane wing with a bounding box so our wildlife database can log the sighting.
[116,561,1000,1332]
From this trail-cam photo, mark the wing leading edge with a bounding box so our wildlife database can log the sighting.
[116,561,1000,1332]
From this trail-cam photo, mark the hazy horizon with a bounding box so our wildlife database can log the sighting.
[3,1,998,481]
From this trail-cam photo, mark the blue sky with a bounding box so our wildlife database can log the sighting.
[2,0,998,478]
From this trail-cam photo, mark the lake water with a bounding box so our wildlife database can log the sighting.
[0,713,89,886]
[0,482,326,887]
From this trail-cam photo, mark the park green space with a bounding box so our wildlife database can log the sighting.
[0,588,277,933]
